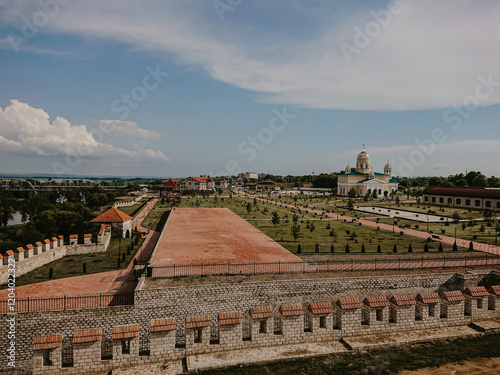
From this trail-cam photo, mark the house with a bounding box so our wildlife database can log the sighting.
[180,177,215,191]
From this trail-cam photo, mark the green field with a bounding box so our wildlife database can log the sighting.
[182,196,467,254]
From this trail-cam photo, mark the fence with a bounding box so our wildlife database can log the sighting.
[0,292,134,314]
[147,254,500,278]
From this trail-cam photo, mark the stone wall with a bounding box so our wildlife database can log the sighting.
[0,226,111,284]
[1,270,500,373]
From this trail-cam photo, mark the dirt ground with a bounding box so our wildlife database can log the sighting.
[398,357,500,375]
[150,208,302,267]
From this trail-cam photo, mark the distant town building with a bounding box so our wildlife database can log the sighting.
[337,146,398,197]
[244,172,259,180]
[422,187,500,211]
[255,182,280,191]
[179,177,215,191]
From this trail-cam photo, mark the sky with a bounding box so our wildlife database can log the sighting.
[0,0,499,178]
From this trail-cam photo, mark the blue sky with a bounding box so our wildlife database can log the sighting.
[0,0,499,178]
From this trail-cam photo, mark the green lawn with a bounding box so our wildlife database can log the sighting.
[116,199,147,217]
[200,333,500,375]
[186,197,462,254]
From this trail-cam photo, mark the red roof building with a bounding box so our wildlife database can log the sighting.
[90,208,132,223]
[422,187,500,211]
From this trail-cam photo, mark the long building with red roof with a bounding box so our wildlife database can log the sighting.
[422,186,500,211]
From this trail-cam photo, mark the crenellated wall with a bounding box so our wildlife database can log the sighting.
[1,270,500,373]
[27,282,500,375]
[0,225,111,284]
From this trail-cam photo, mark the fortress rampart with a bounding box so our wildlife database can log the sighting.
[0,224,111,285]
[1,269,500,373]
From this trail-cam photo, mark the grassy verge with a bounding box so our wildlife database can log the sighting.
[200,333,500,375]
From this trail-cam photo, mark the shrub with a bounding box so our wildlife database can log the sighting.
[453,242,458,252]
[82,263,87,273]
[297,244,302,253]
[361,244,366,253]
[345,244,350,253]
[393,244,397,253]
[48,267,53,279]
[424,244,429,252]
[408,244,413,253]
[330,244,334,253]
[438,243,443,252]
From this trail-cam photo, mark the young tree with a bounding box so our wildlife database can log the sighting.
[346,200,354,210]
[315,243,319,253]
[271,211,280,226]
[291,223,301,241]
[297,243,302,253]
[377,244,382,253]
[348,188,357,199]
[82,262,87,273]
[468,241,474,251]
[246,202,252,213]
[361,244,366,253]
[372,189,378,199]
[309,222,315,232]
[453,242,458,252]
[408,244,413,253]
[452,212,461,224]
[438,243,444,252]
[330,244,334,253]
[345,243,350,253]
[424,243,429,252]
[48,267,54,279]
[393,244,398,253]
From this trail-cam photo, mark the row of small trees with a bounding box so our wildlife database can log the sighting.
[295,241,468,254]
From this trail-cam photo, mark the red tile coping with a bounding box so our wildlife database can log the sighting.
[59,235,64,239]
[69,234,78,239]
[218,312,243,325]
[280,304,304,317]
[186,315,210,329]
[16,247,25,253]
[43,239,50,244]
[443,290,465,302]
[6,250,14,256]
[27,244,34,249]
[151,318,176,332]
[391,294,416,307]
[489,285,500,296]
[73,329,103,344]
[416,292,441,304]
[35,241,43,246]
[51,237,58,241]
[308,302,334,315]
[84,233,92,238]
[0,254,3,260]
[249,306,273,320]
[337,298,362,310]
[364,296,390,308]
[112,325,140,340]
[33,335,63,350]
[464,286,489,297]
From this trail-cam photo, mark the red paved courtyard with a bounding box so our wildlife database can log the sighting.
[150,208,302,267]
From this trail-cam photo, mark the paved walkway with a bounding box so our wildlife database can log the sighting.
[252,195,500,256]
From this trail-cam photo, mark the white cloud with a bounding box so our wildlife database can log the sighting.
[2,0,498,111]
[97,120,160,139]
[339,140,500,158]
[0,100,169,163]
